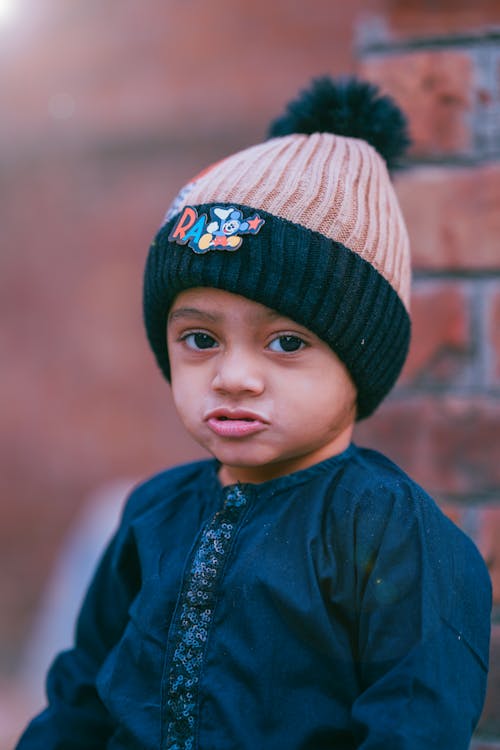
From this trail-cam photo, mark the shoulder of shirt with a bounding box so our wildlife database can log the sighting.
[119,458,216,526]
[333,444,459,536]
[337,443,428,500]
[340,444,490,581]
[343,448,492,662]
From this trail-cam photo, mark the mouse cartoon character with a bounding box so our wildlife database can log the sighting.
[200,207,250,250]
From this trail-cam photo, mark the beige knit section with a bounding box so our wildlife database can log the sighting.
[176,133,411,309]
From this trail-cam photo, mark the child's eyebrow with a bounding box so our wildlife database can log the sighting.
[168,308,222,324]
[168,306,291,325]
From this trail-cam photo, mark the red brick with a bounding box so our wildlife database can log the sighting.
[365,0,500,40]
[354,396,500,497]
[477,623,500,734]
[400,282,472,386]
[394,164,500,271]
[488,288,500,386]
[358,50,474,157]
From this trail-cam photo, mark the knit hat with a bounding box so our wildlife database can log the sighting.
[143,77,412,419]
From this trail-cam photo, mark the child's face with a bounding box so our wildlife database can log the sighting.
[167,288,357,485]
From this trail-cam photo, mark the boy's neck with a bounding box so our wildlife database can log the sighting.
[218,430,354,487]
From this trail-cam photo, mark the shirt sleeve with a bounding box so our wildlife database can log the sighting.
[15,515,140,750]
[349,482,492,750]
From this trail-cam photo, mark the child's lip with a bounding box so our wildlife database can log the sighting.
[207,412,266,438]
[205,408,269,423]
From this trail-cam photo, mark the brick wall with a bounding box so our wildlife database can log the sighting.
[0,0,498,746]
[353,9,500,747]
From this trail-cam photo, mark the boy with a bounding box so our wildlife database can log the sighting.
[17,77,491,749]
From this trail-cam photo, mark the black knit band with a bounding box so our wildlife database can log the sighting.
[143,203,411,419]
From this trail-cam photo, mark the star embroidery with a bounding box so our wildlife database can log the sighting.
[247,215,265,232]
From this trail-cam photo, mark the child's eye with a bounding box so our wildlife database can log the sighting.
[268,335,305,353]
[183,332,218,350]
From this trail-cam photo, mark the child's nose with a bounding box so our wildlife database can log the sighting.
[211,348,265,396]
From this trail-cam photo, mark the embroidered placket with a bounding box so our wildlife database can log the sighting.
[165,485,248,750]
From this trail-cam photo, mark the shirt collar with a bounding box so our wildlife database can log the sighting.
[208,443,357,499]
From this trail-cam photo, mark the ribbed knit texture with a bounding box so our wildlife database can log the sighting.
[144,206,410,420]
[166,133,411,310]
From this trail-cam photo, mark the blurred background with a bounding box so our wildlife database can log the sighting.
[1,0,499,746]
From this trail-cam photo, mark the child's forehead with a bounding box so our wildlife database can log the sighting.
[169,287,305,328]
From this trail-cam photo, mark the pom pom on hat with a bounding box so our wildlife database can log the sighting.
[268,76,411,170]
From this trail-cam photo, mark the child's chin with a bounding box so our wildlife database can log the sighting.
[213,451,269,468]
[212,446,285,472]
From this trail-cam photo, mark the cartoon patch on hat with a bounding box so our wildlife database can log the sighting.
[169,205,265,254]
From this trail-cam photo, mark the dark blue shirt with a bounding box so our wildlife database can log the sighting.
[17,445,492,749]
